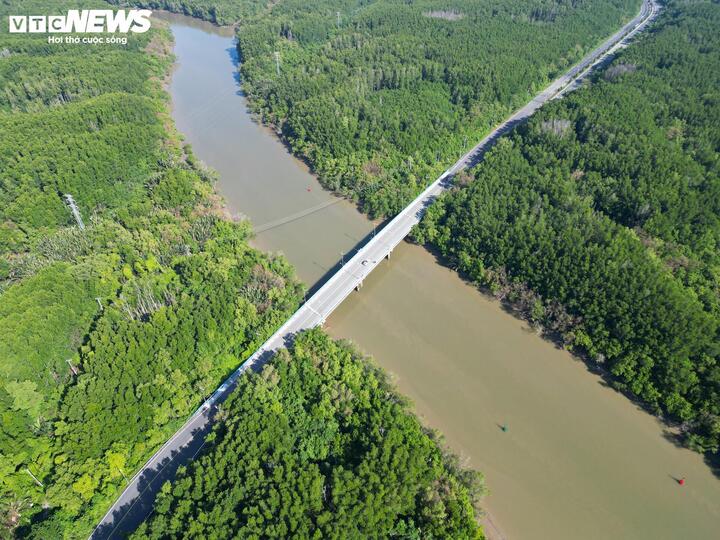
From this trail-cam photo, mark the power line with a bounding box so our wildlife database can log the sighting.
[254,198,340,233]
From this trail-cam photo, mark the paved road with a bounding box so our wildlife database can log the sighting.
[91,1,659,537]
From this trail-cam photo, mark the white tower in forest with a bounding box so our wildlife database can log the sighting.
[64,194,85,230]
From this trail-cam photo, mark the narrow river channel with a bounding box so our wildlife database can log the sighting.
[157,12,720,540]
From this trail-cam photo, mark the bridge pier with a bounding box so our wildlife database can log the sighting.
[386,250,392,260]
[355,281,363,291]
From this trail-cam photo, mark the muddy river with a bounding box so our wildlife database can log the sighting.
[159,12,720,539]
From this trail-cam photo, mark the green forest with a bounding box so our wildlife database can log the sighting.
[415,0,720,460]
[0,1,485,537]
[229,0,643,217]
[0,2,306,536]
[105,0,267,25]
[4,0,718,536]
[133,330,485,539]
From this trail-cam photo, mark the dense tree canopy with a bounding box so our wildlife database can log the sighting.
[0,2,303,536]
[229,0,643,217]
[107,0,267,25]
[0,1,486,537]
[5,0,703,536]
[134,330,485,540]
[416,0,720,458]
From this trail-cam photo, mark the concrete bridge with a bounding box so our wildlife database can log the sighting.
[91,1,659,537]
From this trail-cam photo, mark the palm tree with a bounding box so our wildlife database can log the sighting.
[1,493,32,536]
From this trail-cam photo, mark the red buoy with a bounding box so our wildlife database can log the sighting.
[678,477,685,486]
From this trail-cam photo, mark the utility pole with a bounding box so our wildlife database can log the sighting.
[336,11,341,27]
[274,51,280,76]
[64,194,85,230]
[25,468,44,488]
[66,359,79,376]
[96,297,104,311]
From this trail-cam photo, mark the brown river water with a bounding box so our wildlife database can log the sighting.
[157,12,720,539]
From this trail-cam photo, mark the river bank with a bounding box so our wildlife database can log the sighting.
[157,11,720,539]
